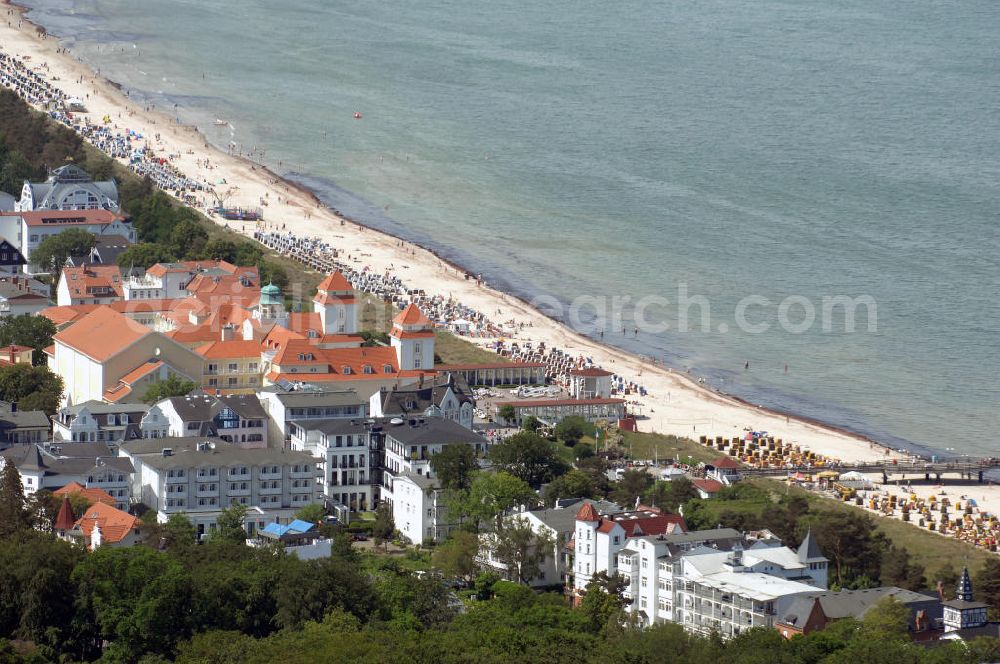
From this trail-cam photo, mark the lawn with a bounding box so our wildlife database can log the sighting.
[765,478,997,580]
[434,330,507,366]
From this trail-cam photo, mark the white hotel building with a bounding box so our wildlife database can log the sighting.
[615,529,829,636]
[119,437,321,538]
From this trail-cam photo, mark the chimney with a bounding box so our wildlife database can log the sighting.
[10,402,16,413]
[221,324,235,341]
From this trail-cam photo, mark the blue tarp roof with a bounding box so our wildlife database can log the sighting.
[261,520,316,538]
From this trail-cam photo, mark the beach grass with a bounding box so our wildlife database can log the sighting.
[752,478,996,580]
[434,330,507,366]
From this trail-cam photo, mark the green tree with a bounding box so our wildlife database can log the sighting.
[294,503,326,524]
[116,243,176,269]
[202,238,239,263]
[544,468,598,505]
[879,545,926,591]
[611,469,653,508]
[0,363,63,415]
[462,471,537,531]
[372,503,395,551]
[490,517,555,585]
[644,477,697,513]
[804,509,887,587]
[168,218,209,259]
[258,261,288,291]
[975,558,1000,619]
[554,415,589,447]
[498,404,516,422]
[215,503,248,544]
[430,444,478,492]
[0,314,56,365]
[859,596,911,641]
[487,431,568,487]
[0,463,29,539]
[30,228,95,272]
[580,572,629,634]
[521,415,542,433]
[71,546,194,661]
[431,531,480,587]
[142,374,198,404]
[160,513,198,551]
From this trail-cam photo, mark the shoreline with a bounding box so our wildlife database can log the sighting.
[0,0,973,464]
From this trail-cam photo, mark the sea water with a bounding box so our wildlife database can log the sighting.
[16,0,1000,456]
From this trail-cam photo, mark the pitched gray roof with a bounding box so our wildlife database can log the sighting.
[1,443,133,476]
[120,436,229,456]
[780,587,939,627]
[0,192,15,212]
[294,416,487,447]
[164,394,266,421]
[529,499,621,534]
[797,528,826,563]
[135,440,317,472]
[378,374,473,417]
[398,471,440,491]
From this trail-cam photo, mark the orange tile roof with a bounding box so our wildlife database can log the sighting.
[195,340,262,359]
[54,496,76,530]
[313,293,356,306]
[60,265,123,300]
[20,209,125,227]
[43,344,55,357]
[118,359,163,384]
[394,303,431,327]
[54,481,116,506]
[390,328,435,340]
[74,501,139,546]
[576,502,599,522]
[54,307,151,361]
[270,344,400,376]
[41,305,101,326]
[316,271,353,293]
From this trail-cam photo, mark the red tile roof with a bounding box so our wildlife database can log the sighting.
[54,496,76,530]
[570,367,613,377]
[436,362,545,370]
[692,479,724,494]
[54,307,150,361]
[595,509,687,536]
[711,457,741,470]
[316,271,353,293]
[495,398,625,408]
[195,340,262,359]
[394,303,431,327]
[54,481,116,506]
[576,502,599,522]
[20,209,125,227]
[60,265,123,300]
[74,501,139,546]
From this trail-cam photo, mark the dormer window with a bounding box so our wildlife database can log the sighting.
[362,364,373,374]
[383,364,393,373]
[342,365,352,375]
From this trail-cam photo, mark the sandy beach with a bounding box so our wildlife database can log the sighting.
[2,1,998,546]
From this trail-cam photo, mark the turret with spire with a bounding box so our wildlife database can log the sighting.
[942,567,990,632]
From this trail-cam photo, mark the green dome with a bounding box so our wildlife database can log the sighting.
[259,282,282,305]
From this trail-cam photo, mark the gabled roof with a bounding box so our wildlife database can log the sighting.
[394,303,432,327]
[797,528,825,563]
[576,502,599,522]
[316,271,353,293]
[54,496,76,530]
[60,265,124,300]
[54,307,150,362]
[710,456,741,470]
[195,340,262,360]
[74,501,139,544]
[569,367,613,377]
[53,481,116,506]
[20,209,125,227]
[692,478,724,494]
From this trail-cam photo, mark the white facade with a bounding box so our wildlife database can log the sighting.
[614,536,829,635]
[22,216,136,273]
[120,441,321,537]
[52,402,170,445]
[288,420,373,512]
[391,472,450,545]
